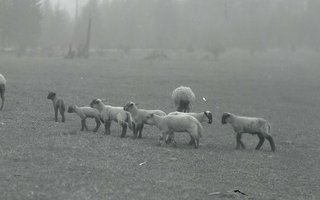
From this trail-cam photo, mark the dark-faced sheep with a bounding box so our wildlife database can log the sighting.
[123,101,166,138]
[172,86,195,113]
[145,113,203,148]
[221,112,275,152]
[47,92,65,122]
[0,73,6,110]
[90,99,134,137]
[67,105,101,132]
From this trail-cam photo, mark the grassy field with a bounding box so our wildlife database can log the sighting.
[0,51,319,200]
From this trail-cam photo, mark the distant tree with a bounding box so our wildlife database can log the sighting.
[7,0,41,53]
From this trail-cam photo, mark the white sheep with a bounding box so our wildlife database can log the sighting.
[90,99,134,137]
[0,73,6,110]
[168,111,213,124]
[145,113,203,148]
[221,112,275,152]
[123,101,166,138]
[172,86,195,112]
[168,111,213,144]
[67,105,101,132]
[47,92,65,122]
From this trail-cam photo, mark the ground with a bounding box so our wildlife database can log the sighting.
[0,50,319,200]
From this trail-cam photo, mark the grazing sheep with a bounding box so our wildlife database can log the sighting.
[221,112,275,152]
[47,92,65,122]
[168,111,213,144]
[145,113,203,148]
[123,101,166,138]
[0,73,6,110]
[172,86,195,112]
[90,99,134,137]
[67,105,101,132]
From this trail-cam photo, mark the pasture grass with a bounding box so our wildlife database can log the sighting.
[0,51,319,199]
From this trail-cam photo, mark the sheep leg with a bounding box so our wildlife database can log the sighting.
[81,119,86,131]
[54,107,58,122]
[104,121,111,135]
[236,133,245,149]
[60,107,65,123]
[255,133,265,150]
[188,137,195,145]
[138,124,144,138]
[194,137,199,149]
[265,135,276,152]
[83,119,89,131]
[93,118,101,132]
[158,131,167,146]
[120,123,127,138]
[0,89,4,111]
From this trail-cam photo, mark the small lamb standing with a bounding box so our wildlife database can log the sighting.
[0,73,6,110]
[221,112,275,152]
[172,86,195,112]
[123,101,166,138]
[47,92,65,122]
[145,113,203,148]
[168,111,212,144]
[67,105,101,132]
[90,99,134,137]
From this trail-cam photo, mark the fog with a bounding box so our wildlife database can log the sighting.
[1,0,319,57]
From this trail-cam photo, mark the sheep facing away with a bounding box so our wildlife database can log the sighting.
[172,86,195,112]
[145,113,203,148]
[47,92,65,122]
[123,101,166,138]
[167,111,213,144]
[0,73,6,110]
[90,99,134,137]
[221,112,275,152]
[67,105,101,132]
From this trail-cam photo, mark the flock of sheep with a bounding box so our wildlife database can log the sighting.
[0,73,275,152]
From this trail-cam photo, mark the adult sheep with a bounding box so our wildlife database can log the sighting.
[172,86,195,112]
[67,105,101,132]
[123,101,166,138]
[90,99,134,137]
[0,73,6,110]
[145,113,203,148]
[221,112,275,152]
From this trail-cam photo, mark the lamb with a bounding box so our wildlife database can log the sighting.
[168,111,213,124]
[221,112,275,152]
[67,105,101,132]
[47,92,65,122]
[90,99,134,137]
[145,113,203,148]
[0,73,6,110]
[168,111,213,144]
[123,101,166,138]
[172,86,195,112]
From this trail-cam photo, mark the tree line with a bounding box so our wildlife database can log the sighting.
[0,0,319,55]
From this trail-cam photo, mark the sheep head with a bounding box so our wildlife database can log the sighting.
[204,111,213,124]
[67,106,75,113]
[123,101,135,111]
[221,112,232,124]
[47,92,56,100]
[90,98,102,108]
[145,113,155,124]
